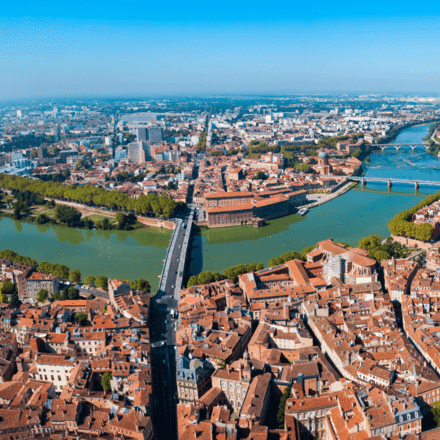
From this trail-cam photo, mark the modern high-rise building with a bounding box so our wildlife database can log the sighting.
[37,146,47,162]
[148,125,163,144]
[17,110,22,119]
[136,127,147,142]
[136,126,163,144]
[127,141,146,164]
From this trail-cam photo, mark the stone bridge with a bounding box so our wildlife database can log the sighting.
[375,143,429,151]
[350,176,440,190]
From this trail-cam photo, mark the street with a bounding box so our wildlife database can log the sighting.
[150,207,193,440]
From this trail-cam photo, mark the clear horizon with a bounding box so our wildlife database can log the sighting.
[2,0,440,99]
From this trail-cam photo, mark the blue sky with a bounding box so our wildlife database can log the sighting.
[1,0,440,98]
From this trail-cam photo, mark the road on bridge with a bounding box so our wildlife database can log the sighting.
[150,207,194,440]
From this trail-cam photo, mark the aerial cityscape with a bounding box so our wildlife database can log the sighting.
[2,1,440,440]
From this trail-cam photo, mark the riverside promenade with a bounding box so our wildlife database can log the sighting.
[300,179,355,210]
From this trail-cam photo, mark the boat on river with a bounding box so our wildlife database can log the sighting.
[298,208,308,216]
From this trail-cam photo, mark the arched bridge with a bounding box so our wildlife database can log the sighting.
[375,143,429,151]
[350,176,440,190]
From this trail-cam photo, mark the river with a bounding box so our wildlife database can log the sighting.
[1,124,438,288]
[0,217,171,291]
[190,123,440,275]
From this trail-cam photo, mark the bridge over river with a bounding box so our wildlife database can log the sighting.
[349,176,440,190]
[375,142,429,151]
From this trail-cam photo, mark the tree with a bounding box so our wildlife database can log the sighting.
[101,372,112,391]
[10,290,20,308]
[36,289,49,304]
[75,159,84,170]
[88,293,95,300]
[268,251,303,267]
[253,171,265,180]
[358,234,382,250]
[0,292,7,304]
[69,269,81,284]
[54,205,82,227]
[36,213,50,224]
[115,212,130,230]
[68,286,79,300]
[39,262,69,279]
[96,276,108,289]
[277,387,291,428]
[1,280,16,296]
[371,250,390,264]
[432,401,440,427]
[52,291,61,301]
[223,263,263,283]
[13,203,21,220]
[84,275,96,286]
[75,312,88,326]
[130,278,151,293]
[187,275,198,288]
[101,218,110,230]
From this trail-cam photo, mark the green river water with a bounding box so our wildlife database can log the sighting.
[1,124,439,287]
[189,123,440,275]
[0,217,171,291]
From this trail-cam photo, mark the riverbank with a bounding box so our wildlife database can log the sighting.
[376,118,440,147]
[1,190,176,232]
[300,180,356,209]
[192,188,426,276]
[0,216,172,291]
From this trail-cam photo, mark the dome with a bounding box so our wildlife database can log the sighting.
[318,150,328,158]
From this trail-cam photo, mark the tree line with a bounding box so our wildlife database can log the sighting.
[197,132,207,151]
[0,174,182,219]
[0,249,150,297]
[187,262,264,287]
[186,235,406,289]
[388,190,440,242]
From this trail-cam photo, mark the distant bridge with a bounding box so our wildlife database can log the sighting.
[350,176,440,190]
[375,143,429,151]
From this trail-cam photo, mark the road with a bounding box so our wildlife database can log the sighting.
[150,207,194,440]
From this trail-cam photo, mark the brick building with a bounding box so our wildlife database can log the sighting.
[25,272,60,301]
[205,190,307,228]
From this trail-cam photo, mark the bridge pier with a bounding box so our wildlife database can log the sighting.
[415,181,419,191]
[361,178,365,187]
[381,147,385,151]
[411,146,415,151]
[388,179,392,189]
[395,147,400,152]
